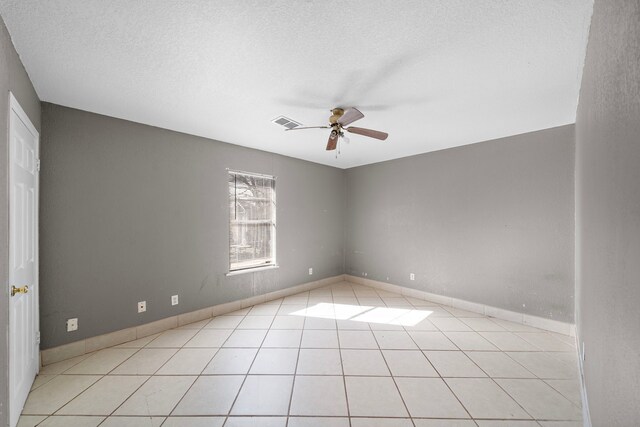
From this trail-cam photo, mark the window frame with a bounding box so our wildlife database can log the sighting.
[226,169,277,275]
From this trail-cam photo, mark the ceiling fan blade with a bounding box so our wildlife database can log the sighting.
[284,126,330,131]
[326,130,339,151]
[337,107,364,126]
[346,126,389,141]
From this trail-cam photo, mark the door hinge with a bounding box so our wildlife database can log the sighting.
[36,159,41,172]
[36,331,41,345]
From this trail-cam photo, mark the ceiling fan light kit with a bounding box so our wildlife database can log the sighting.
[285,107,389,152]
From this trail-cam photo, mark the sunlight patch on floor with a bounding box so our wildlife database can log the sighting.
[291,303,432,326]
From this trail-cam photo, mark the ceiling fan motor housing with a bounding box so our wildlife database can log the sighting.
[329,108,345,124]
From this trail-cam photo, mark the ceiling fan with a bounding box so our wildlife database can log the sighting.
[285,107,388,151]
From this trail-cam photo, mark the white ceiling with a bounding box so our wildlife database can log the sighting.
[0,0,593,168]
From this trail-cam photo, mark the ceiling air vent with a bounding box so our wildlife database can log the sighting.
[272,116,302,130]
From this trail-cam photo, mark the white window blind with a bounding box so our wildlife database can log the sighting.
[228,170,276,272]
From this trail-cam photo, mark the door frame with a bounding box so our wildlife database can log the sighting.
[8,92,40,427]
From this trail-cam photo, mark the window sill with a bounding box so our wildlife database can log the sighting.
[226,265,279,276]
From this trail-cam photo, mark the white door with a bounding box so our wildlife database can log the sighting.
[8,93,40,427]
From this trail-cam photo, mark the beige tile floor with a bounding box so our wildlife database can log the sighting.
[19,281,583,427]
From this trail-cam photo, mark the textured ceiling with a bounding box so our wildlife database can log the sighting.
[0,0,593,168]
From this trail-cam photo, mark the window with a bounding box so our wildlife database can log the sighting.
[228,170,276,272]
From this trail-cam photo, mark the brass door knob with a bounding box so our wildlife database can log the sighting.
[11,285,29,296]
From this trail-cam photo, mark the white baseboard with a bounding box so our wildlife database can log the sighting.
[41,274,345,366]
[345,275,576,336]
[41,272,577,366]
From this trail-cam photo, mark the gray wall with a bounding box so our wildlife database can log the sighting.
[345,125,575,322]
[575,0,640,424]
[0,14,41,427]
[40,103,345,349]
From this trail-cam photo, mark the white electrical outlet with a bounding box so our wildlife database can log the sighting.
[308,268,313,275]
[171,295,179,306]
[138,301,147,313]
[67,318,78,332]
[410,273,415,281]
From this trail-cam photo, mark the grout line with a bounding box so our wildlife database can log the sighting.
[490,377,538,421]
[103,325,229,424]
[368,318,417,427]
[337,287,353,427]
[167,302,255,424]
[542,378,583,408]
[42,372,577,379]
[420,324,537,421]
[284,293,307,427]
[402,317,475,421]
[95,343,188,421]
[221,296,282,425]
[49,346,149,421]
